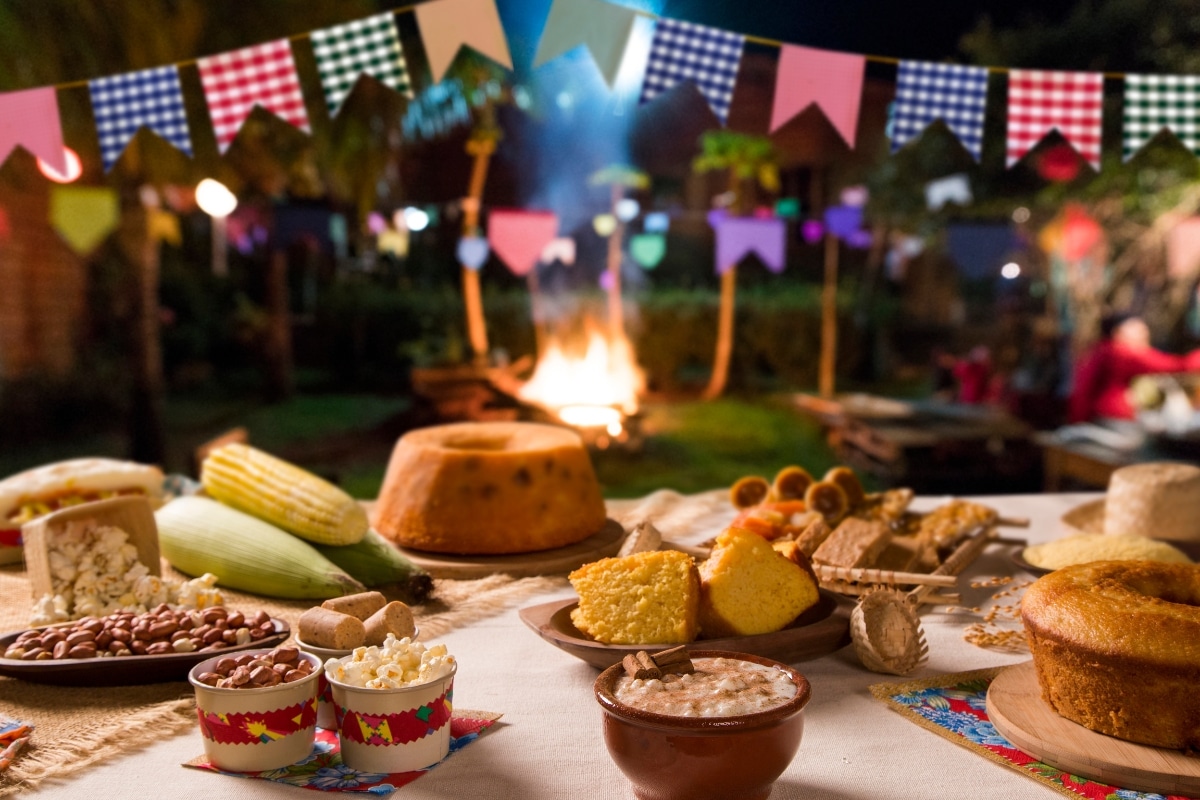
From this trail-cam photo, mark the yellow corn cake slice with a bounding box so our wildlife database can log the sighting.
[700,528,821,638]
[569,550,700,644]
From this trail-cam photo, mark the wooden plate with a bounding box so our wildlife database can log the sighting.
[519,590,851,670]
[391,518,627,579]
[0,618,290,686]
[987,660,1200,796]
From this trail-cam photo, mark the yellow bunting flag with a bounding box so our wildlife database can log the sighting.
[148,207,181,246]
[50,186,119,254]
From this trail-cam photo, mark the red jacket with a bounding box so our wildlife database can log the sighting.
[1067,341,1190,422]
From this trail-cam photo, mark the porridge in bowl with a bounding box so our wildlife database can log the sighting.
[614,656,799,717]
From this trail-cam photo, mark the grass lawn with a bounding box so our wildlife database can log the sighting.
[0,390,847,503]
[591,396,845,499]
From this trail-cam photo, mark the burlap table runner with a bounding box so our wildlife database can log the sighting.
[0,563,564,795]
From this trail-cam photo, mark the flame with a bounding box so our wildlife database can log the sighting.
[518,330,644,427]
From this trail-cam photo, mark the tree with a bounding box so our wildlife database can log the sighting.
[691,130,780,399]
[588,163,649,345]
[959,0,1200,353]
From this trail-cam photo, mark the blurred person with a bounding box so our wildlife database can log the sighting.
[1009,321,1066,428]
[953,345,993,404]
[1067,313,1200,423]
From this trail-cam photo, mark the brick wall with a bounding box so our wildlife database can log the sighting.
[0,162,88,380]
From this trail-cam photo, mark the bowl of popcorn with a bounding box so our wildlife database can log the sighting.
[593,648,811,800]
[188,646,322,772]
[323,634,456,774]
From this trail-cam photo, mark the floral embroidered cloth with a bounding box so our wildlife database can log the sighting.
[186,713,499,793]
[870,668,1196,800]
[0,716,31,773]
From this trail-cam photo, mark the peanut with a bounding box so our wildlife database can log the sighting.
[6,606,275,662]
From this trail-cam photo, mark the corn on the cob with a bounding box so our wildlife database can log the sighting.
[156,496,366,599]
[201,443,368,546]
[313,529,433,604]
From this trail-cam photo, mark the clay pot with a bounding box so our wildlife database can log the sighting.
[593,650,811,800]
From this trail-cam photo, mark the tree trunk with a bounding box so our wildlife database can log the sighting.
[462,139,495,366]
[264,248,294,403]
[607,183,626,344]
[703,266,737,399]
[115,202,166,465]
[819,234,839,399]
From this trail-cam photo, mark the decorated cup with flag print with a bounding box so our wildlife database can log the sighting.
[326,654,457,773]
[188,648,323,772]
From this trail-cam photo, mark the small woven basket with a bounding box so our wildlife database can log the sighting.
[850,588,929,676]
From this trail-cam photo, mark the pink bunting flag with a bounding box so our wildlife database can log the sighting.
[770,45,864,147]
[0,87,66,173]
[415,0,513,84]
[1007,69,1103,170]
[487,209,559,276]
[197,40,310,153]
[1168,217,1200,278]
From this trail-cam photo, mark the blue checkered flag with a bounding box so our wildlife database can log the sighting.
[892,61,989,161]
[89,66,192,171]
[639,18,744,125]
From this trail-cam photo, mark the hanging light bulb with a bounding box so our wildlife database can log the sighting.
[195,179,237,218]
[37,147,82,183]
[615,198,640,222]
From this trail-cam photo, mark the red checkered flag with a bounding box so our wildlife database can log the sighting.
[198,39,311,153]
[1007,69,1104,170]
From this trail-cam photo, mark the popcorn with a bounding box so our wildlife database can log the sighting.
[325,635,455,690]
[28,518,225,626]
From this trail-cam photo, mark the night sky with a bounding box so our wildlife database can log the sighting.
[655,0,1084,61]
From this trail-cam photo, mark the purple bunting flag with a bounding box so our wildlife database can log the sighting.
[708,210,785,274]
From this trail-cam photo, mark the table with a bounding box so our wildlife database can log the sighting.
[24,492,1099,800]
[1037,428,1200,491]
[795,394,1041,494]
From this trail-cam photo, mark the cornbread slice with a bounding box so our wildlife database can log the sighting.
[569,550,700,644]
[811,518,891,568]
[699,528,821,638]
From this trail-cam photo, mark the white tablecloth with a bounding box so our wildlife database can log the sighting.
[25,492,1101,800]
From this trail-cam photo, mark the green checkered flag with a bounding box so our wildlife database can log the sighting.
[310,12,412,116]
[1124,74,1200,160]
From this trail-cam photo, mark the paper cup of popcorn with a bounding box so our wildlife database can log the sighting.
[324,636,457,774]
[188,648,322,773]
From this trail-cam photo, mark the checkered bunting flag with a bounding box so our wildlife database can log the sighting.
[1123,74,1200,160]
[891,61,989,161]
[639,18,744,125]
[310,12,412,117]
[197,39,310,153]
[1007,69,1103,169]
[88,66,192,171]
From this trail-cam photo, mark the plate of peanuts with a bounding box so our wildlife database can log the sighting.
[0,604,290,686]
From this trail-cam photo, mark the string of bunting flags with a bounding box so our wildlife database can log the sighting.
[4,0,1200,272]
[2,0,1198,182]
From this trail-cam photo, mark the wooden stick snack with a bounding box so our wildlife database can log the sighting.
[812,565,958,588]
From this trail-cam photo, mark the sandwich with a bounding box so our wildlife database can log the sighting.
[0,458,164,562]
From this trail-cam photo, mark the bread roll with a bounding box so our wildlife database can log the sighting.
[299,606,366,650]
[363,601,416,646]
[322,590,387,620]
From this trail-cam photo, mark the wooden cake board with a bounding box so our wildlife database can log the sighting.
[390,518,626,579]
[986,661,1200,796]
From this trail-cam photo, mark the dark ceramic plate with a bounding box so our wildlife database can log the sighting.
[519,590,851,670]
[0,618,290,686]
[1009,546,1051,578]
